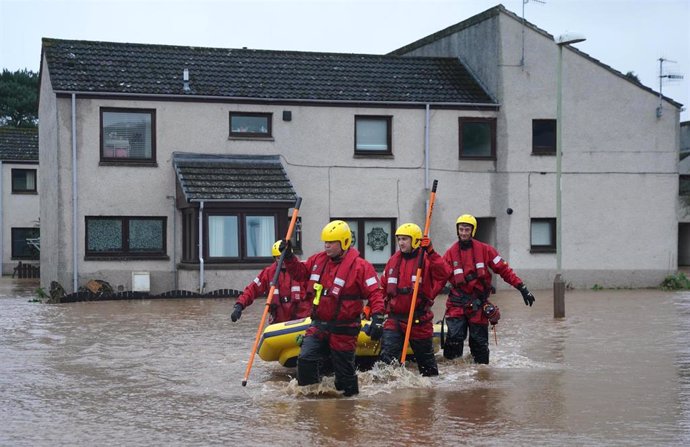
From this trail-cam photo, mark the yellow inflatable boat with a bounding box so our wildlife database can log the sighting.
[257,317,443,367]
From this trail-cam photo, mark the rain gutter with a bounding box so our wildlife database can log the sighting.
[198,201,204,294]
[52,90,500,109]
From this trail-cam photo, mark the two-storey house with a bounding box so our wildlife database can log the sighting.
[38,5,682,294]
[0,127,40,277]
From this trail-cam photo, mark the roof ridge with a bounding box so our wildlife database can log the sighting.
[42,37,463,62]
[41,35,496,104]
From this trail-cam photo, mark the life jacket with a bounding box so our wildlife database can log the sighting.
[271,269,301,304]
[307,249,362,324]
[447,239,490,294]
[385,251,422,297]
[307,249,358,300]
[384,250,435,324]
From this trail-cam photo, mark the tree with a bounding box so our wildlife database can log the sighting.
[0,69,39,128]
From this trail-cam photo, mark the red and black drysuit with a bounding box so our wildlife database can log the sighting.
[284,248,385,396]
[236,262,310,324]
[379,247,451,376]
[442,239,523,364]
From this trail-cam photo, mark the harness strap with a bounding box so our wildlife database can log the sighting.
[325,293,361,300]
[448,288,490,311]
[389,311,429,324]
[312,319,361,336]
[395,287,429,300]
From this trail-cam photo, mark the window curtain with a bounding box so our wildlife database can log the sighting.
[356,119,387,150]
[246,216,274,257]
[209,216,238,257]
[25,171,35,190]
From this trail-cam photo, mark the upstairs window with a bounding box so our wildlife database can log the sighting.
[101,108,156,163]
[229,112,272,138]
[459,117,496,160]
[355,116,392,155]
[530,218,556,252]
[532,119,557,155]
[12,169,37,193]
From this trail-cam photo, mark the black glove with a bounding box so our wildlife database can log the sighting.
[517,284,535,307]
[420,236,434,254]
[278,239,293,259]
[365,314,385,341]
[231,303,244,322]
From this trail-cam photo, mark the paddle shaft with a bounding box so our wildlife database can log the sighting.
[400,180,438,364]
[242,197,302,386]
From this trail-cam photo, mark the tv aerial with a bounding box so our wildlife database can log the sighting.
[520,0,546,67]
[656,57,684,118]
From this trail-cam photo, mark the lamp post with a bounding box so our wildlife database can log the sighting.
[554,33,586,318]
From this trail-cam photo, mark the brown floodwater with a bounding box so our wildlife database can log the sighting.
[1,278,688,446]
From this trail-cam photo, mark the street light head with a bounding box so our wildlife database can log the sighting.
[556,33,587,46]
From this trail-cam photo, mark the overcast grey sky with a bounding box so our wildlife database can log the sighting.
[1,0,688,120]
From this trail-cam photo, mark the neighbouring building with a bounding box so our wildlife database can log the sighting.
[38,4,683,294]
[0,127,40,277]
[679,120,690,265]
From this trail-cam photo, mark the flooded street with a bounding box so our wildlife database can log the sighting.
[1,277,689,446]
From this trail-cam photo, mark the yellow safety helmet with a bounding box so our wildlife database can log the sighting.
[271,240,282,257]
[321,220,352,250]
[456,214,477,237]
[395,223,423,249]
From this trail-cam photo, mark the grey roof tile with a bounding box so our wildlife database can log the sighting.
[42,39,495,104]
[0,127,38,161]
[173,152,296,202]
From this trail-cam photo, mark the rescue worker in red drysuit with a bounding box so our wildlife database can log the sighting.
[280,220,385,396]
[230,241,310,324]
[377,223,451,376]
[442,214,535,364]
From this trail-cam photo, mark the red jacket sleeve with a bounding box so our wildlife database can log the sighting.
[283,254,310,282]
[486,245,523,288]
[424,251,452,298]
[379,254,395,292]
[358,259,385,315]
[237,265,273,308]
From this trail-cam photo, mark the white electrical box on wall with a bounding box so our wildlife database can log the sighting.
[132,272,150,292]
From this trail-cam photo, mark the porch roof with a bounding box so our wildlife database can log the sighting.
[173,152,296,203]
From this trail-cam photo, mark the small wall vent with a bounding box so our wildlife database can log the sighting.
[132,271,151,292]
